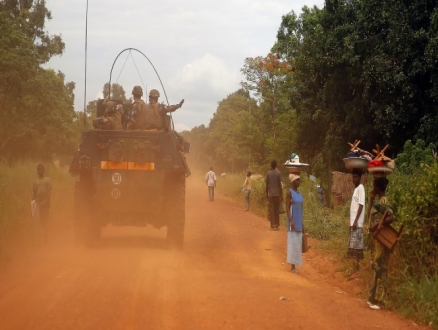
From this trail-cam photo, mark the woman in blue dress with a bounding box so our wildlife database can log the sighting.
[285,173,304,273]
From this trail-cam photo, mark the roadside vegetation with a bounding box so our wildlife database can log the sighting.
[215,141,438,328]
[182,1,438,327]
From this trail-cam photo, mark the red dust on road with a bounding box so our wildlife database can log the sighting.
[0,178,427,330]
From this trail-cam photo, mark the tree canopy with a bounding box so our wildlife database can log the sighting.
[185,0,438,202]
[0,0,77,160]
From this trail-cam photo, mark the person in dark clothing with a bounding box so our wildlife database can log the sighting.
[265,160,283,230]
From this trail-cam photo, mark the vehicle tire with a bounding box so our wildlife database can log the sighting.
[74,178,96,246]
[165,173,185,250]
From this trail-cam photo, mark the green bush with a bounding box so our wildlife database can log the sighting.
[389,163,438,275]
[391,273,438,328]
[395,139,435,174]
[292,173,351,256]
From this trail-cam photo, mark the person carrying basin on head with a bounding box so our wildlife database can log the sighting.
[347,169,365,279]
[286,173,304,274]
[367,177,395,311]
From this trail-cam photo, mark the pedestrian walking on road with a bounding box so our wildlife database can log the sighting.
[32,164,52,245]
[205,167,217,201]
[367,177,395,310]
[241,171,251,211]
[347,169,365,279]
[286,173,303,273]
[265,160,283,230]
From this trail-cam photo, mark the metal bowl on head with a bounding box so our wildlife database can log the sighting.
[343,157,368,170]
[368,166,393,176]
[286,166,301,174]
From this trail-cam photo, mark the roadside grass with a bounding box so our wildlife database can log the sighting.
[215,173,268,219]
[0,161,75,264]
[390,272,438,328]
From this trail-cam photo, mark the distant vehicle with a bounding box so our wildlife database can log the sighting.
[69,49,190,249]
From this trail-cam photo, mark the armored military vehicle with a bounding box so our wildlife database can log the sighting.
[70,121,190,248]
[70,49,190,249]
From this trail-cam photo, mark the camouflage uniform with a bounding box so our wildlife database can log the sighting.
[126,99,147,130]
[128,89,183,130]
[126,86,145,130]
[93,100,123,130]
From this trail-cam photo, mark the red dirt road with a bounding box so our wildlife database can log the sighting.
[0,178,427,330]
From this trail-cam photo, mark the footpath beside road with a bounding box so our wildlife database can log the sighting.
[0,177,428,330]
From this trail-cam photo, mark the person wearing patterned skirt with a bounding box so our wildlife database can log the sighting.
[367,177,395,310]
[347,169,365,278]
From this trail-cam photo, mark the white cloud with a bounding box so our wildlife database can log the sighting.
[44,0,324,129]
[169,53,239,103]
[173,122,191,132]
[166,53,240,129]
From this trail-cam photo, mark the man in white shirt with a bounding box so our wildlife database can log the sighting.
[205,167,217,201]
[347,169,365,277]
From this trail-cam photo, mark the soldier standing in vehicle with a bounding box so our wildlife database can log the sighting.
[93,99,123,130]
[126,85,147,130]
[32,164,52,245]
[127,88,184,130]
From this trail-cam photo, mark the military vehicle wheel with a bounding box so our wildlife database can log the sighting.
[74,179,96,246]
[165,173,185,250]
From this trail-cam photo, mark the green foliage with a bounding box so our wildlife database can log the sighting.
[185,90,278,173]
[389,164,438,275]
[395,140,436,174]
[301,176,347,238]
[391,274,438,328]
[184,88,299,174]
[102,83,131,103]
[271,0,438,197]
[0,1,77,159]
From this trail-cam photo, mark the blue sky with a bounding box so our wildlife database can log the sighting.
[45,0,324,131]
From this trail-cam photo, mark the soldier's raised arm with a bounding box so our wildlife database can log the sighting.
[162,99,184,113]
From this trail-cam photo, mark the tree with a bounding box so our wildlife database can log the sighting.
[240,53,292,143]
[395,140,436,174]
[102,83,130,103]
[271,1,438,203]
[0,0,75,158]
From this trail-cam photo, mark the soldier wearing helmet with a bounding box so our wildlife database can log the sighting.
[132,85,143,97]
[126,86,147,130]
[93,99,123,130]
[127,87,184,131]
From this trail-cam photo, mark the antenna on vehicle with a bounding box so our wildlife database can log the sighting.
[108,48,174,130]
[83,0,89,128]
